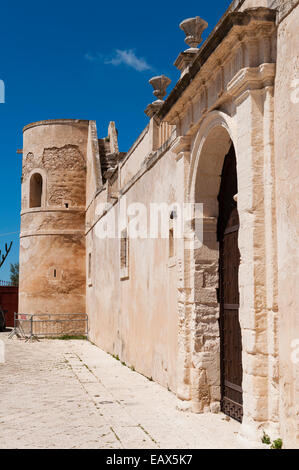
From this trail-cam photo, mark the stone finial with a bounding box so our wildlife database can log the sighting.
[149,75,171,101]
[179,16,208,50]
[145,75,171,118]
[175,17,208,77]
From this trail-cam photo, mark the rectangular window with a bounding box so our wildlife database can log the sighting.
[120,228,129,279]
[88,253,92,286]
[169,228,174,258]
[168,218,176,268]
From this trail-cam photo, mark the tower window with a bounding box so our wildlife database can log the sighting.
[29,173,43,208]
[53,269,57,278]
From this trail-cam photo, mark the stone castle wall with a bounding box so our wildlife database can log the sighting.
[19,120,88,317]
[19,1,299,448]
[86,140,179,391]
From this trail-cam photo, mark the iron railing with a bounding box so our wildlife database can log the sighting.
[8,313,88,341]
[0,280,18,287]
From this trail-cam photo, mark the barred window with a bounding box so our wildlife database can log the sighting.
[120,228,129,279]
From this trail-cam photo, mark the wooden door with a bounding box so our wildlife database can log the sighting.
[218,145,243,422]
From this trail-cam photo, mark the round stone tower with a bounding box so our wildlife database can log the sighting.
[19,119,89,316]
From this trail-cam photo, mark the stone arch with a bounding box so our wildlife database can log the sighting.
[189,111,236,204]
[178,102,280,441]
[182,111,241,415]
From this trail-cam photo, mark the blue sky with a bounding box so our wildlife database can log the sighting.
[0,0,232,281]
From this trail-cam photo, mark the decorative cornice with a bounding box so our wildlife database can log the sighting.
[157,8,277,122]
[170,136,191,155]
[227,63,276,100]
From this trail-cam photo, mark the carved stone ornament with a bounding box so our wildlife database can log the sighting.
[179,16,208,50]
[145,75,171,118]
[149,75,171,101]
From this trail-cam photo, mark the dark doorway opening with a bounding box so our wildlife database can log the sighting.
[217,144,243,422]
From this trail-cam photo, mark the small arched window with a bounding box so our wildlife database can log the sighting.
[29,173,43,208]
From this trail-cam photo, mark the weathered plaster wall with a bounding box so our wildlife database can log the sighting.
[274,4,299,448]
[19,120,88,315]
[120,126,150,188]
[86,144,179,391]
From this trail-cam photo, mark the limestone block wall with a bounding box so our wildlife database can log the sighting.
[274,3,299,448]
[19,120,88,317]
[120,126,150,188]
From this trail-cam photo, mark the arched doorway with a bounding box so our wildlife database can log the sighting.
[181,113,244,418]
[217,144,243,422]
[178,108,277,440]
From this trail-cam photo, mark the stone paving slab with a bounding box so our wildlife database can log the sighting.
[0,332,240,449]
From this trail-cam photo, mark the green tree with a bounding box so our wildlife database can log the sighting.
[10,262,19,286]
